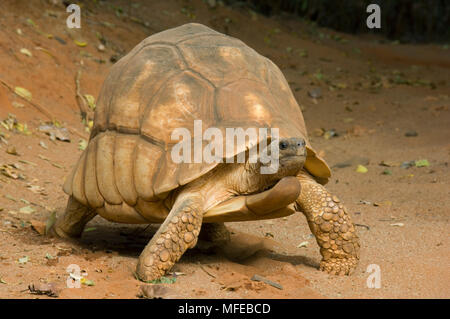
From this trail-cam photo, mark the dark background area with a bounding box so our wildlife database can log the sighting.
[225,0,450,42]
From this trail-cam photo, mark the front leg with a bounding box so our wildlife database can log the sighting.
[295,171,360,275]
[136,194,203,282]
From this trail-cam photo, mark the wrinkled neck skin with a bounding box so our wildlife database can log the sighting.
[175,155,304,212]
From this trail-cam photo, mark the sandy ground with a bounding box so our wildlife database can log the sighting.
[0,0,449,299]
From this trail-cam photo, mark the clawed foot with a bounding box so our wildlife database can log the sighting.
[136,252,172,282]
[46,223,81,239]
[319,257,358,276]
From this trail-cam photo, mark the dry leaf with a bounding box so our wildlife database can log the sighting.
[20,48,32,57]
[14,87,32,101]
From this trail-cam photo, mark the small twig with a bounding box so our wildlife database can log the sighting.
[251,274,283,290]
[75,70,88,121]
[198,263,216,278]
[355,223,370,230]
[0,79,55,120]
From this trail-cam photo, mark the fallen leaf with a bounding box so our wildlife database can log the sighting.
[27,184,47,195]
[323,129,338,139]
[390,223,404,227]
[297,241,309,248]
[84,94,96,110]
[18,256,29,264]
[39,141,48,149]
[38,124,70,142]
[78,139,88,150]
[6,146,18,155]
[20,48,32,57]
[74,40,88,47]
[19,206,35,214]
[356,165,368,173]
[80,278,95,286]
[415,159,430,167]
[14,87,32,101]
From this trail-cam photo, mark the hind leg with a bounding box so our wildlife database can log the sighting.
[49,196,97,238]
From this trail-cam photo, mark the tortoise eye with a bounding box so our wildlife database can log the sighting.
[279,141,288,150]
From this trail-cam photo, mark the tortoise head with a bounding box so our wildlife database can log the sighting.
[258,137,306,178]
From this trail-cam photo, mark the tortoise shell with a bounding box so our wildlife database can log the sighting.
[63,23,330,223]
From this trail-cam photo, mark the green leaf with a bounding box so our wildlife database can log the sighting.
[415,159,429,167]
[78,139,88,151]
[84,94,96,110]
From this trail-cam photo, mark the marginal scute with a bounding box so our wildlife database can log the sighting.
[98,202,148,223]
[71,150,88,206]
[153,150,181,197]
[133,140,163,201]
[83,136,104,208]
[96,133,122,205]
[114,135,138,206]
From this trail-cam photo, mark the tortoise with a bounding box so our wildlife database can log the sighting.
[50,23,360,281]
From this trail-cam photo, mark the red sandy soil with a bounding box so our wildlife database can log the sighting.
[0,0,449,299]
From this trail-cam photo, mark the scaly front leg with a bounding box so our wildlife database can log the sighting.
[295,171,360,275]
[136,194,203,282]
